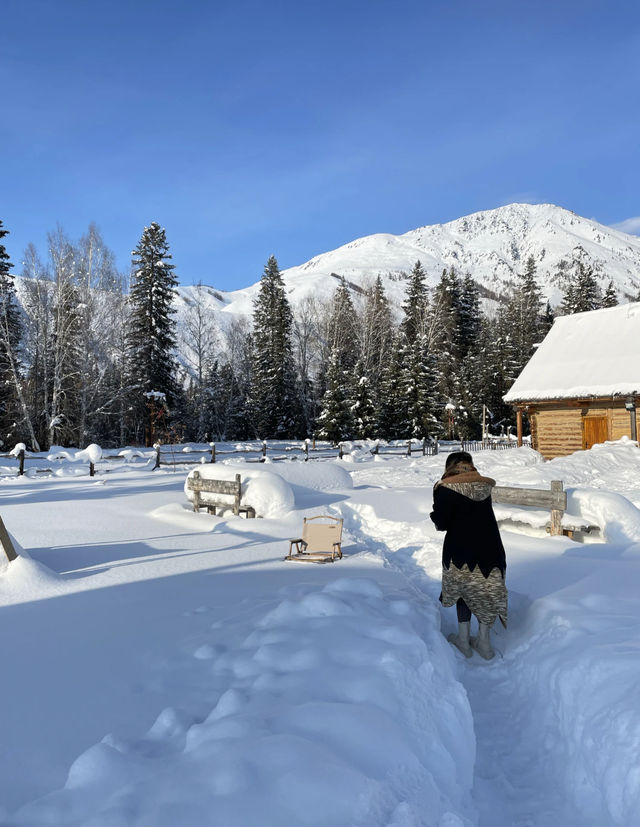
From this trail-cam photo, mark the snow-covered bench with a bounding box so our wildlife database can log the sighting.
[492,480,599,539]
[187,471,256,518]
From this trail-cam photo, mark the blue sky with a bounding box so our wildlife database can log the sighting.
[2,0,640,290]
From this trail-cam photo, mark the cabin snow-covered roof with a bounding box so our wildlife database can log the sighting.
[504,301,640,403]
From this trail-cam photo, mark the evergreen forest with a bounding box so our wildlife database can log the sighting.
[0,219,627,451]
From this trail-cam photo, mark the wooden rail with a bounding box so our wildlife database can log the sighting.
[492,480,566,535]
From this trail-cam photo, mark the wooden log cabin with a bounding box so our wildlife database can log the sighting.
[504,302,640,459]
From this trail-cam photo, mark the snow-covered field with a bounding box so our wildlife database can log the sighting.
[1,440,640,826]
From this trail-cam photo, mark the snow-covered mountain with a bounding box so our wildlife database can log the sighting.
[175,202,640,332]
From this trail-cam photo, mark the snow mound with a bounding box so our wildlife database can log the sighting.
[184,465,295,518]
[567,487,640,544]
[9,578,476,826]
[264,460,353,491]
[0,555,65,604]
[507,566,640,825]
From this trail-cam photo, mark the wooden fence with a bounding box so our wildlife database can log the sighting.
[460,439,518,452]
[1,435,518,476]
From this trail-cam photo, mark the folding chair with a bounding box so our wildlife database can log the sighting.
[285,515,343,563]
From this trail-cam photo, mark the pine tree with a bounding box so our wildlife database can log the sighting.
[457,274,482,359]
[561,261,602,314]
[127,222,180,444]
[601,280,618,308]
[325,278,359,376]
[400,334,435,438]
[315,346,354,443]
[349,358,377,438]
[400,261,428,344]
[505,255,544,372]
[250,256,303,438]
[0,220,28,448]
[540,301,555,336]
[476,310,519,434]
[377,333,407,440]
[429,267,463,433]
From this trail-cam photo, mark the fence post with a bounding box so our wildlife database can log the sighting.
[304,441,309,461]
[154,444,161,470]
[550,480,565,536]
[422,438,426,456]
[261,440,267,462]
[338,442,344,459]
[435,440,439,455]
[407,440,412,456]
[0,516,18,562]
[210,443,216,463]
[89,461,95,477]
[18,449,25,476]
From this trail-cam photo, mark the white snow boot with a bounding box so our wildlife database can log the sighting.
[448,621,473,658]
[471,622,495,660]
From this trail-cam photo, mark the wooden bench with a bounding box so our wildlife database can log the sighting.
[187,471,256,518]
[492,480,599,539]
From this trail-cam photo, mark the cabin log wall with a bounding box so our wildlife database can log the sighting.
[524,398,637,460]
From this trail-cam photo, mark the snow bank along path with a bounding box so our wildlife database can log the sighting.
[2,442,640,825]
[344,440,640,826]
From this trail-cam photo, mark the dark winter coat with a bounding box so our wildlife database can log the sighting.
[430,470,506,578]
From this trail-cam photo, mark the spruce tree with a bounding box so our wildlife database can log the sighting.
[349,358,377,438]
[400,334,435,438]
[540,301,555,336]
[315,346,354,443]
[601,280,618,308]
[0,221,25,447]
[250,255,303,438]
[506,255,544,371]
[377,333,407,440]
[325,278,359,376]
[476,309,519,433]
[400,261,428,344]
[429,267,463,433]
[127,222,180,443]
[561,261,602,314]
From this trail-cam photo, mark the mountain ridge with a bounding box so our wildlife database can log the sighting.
[175,203,640,330]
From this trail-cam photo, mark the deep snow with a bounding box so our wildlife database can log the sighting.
[1,440,640,825]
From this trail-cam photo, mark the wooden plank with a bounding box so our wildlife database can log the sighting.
[187,474,240,496]
[0,516,18,562]
[493,486,566,509]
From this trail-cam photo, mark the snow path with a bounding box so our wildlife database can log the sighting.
[336,494,629,827]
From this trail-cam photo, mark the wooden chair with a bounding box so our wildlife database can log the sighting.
[285,515,344,563]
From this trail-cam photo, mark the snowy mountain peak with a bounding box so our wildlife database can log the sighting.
[195,203,640,326]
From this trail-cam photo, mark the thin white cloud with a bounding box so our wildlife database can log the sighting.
[611,216,640,235]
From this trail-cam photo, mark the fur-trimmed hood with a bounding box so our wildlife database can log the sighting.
[434,470,496,502]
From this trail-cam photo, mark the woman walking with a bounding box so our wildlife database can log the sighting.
[430,451,507,660]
